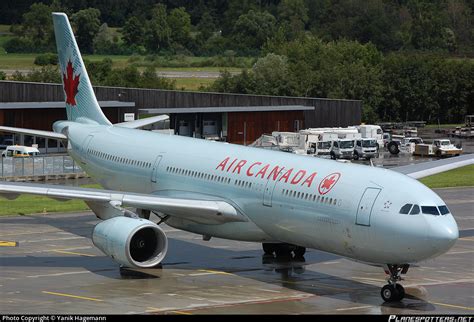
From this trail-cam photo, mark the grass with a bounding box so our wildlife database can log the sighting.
[174,77,215,91]
[0,25,12,34]
[0,184,101,216]
[420,164,474,188]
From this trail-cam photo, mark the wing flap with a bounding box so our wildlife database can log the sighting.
[0,182,246,225]
[391,154,474,179]
[115,115,169,129]
[0,126,67,140]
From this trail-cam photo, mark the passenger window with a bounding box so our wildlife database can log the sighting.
[399,204,413,214]
[410,205,420,215]
[422,206,440,216]
[438,205,450,215]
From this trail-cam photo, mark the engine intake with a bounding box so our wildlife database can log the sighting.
[92,216,167,268]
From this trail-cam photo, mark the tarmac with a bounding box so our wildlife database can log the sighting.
[0,187,473,315]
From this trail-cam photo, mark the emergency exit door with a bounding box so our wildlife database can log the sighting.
[356,187,381,226]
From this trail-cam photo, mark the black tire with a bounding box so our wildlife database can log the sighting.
[262,243,276,255]
[330,152,336,160]
[387,142,399,155]
[293,246,306,257]
[353,151,359,160]
[395,284,405,300]
[275,244,292,258]
[436,150,442,158]
[381,284,400,302]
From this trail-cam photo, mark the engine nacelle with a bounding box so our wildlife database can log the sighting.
[92,216,167,268]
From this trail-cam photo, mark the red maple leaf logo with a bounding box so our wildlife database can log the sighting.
[63,60,80,106]
[318,172,341,195]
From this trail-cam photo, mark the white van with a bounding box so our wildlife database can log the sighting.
[1,146,40,158]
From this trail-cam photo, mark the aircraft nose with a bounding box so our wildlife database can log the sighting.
[429,217,459,253]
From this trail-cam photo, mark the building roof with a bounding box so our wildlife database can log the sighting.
[139,105,314,114]
[0,101,135,109]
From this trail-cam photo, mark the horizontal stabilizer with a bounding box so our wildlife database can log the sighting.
[392,154,474,179]
[114,115,169,129]
[0,126,67,140]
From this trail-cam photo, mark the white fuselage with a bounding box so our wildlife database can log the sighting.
[59,121,458,265]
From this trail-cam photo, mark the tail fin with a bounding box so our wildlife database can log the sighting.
[52,12,111,125]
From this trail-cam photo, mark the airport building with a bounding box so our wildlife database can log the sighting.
[0,80,361,150]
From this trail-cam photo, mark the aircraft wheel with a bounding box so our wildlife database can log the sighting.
[262,243,276,255]
[294,246,306,257]
[275,244,292,258]
[395,284,405,300]
[381,284,401,302]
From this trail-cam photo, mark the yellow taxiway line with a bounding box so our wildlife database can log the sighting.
[431,302,474,311]
[42,291,103,302]
[0,241,18,247]
[51,250,96,257]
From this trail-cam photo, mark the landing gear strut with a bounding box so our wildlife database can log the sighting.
[381,264,409,302]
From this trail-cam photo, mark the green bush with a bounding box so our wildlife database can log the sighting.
[3,37,34,53]
[34,53,58,66]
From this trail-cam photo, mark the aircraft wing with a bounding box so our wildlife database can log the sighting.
[0,181,246,225]
[114,115,169,129]
[391,154,474,179]
[0,126,67,140]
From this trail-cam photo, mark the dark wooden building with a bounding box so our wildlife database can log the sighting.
[0,80,362,146]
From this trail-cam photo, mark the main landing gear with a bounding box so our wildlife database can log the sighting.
[381,264,409,302]
[262,243,306,258]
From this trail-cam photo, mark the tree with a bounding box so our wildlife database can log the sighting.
[145,4,171,53]
[252,54,293,95]
[168,7,191,46]
[232,10,276,53]
[93,23,121,54]
[277,0,308,40]
[122,16,145,47]
[406,0,449,50]
[71,8,101,54]
[196,11,216,44]
[21,3,53,48]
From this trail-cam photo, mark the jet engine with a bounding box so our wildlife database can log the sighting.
[92,216,168,268]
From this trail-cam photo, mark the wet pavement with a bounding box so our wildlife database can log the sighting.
[0,187,472,314]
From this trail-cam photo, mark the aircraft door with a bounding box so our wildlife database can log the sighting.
[151,155,163,183]
[80,135,94,164]
[263,170,284,207]
[356,187,381,226]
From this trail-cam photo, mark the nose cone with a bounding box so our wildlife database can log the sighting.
[429,216,459,254]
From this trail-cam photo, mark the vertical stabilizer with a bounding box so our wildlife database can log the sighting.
[52,12,111,125]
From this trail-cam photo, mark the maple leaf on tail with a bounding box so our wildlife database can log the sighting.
[63,60,80,106]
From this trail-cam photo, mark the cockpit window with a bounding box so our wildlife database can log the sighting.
[410,205,420,215]
[422,206,440,216]
[399,204,413,214]
[438,205,450,215]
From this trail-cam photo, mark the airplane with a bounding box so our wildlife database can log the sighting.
[0,12,472,303]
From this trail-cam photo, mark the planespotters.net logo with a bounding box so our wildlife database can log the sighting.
[389,316,473,322]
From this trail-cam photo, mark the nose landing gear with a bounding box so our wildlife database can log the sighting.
[381,264,409,302]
